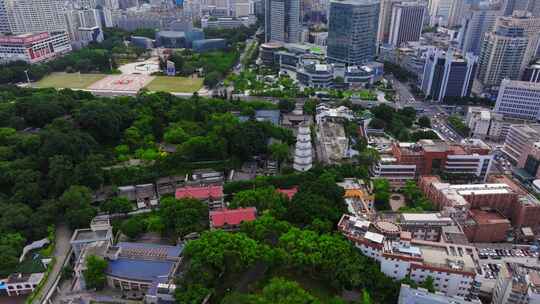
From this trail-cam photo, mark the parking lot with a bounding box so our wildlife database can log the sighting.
[476,247,540,279]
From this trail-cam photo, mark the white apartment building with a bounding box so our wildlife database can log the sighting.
[495,79,540,121]
[0,31,71,64]
[339,214,477,298]
[466,107,491,139]
[502,124,540,164]
[3,0,67,34]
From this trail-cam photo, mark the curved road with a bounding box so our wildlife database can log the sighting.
[33,225,71,304]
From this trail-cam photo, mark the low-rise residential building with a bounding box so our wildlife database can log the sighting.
[492,263,540,304]
[338,214,477,298]
[209,207,257,230]
[156,175,186,196]
[0,31,72,64]
[117,184,158,209]
[3,273,45,296]
[175,185,224,210]
[188,169,224,185]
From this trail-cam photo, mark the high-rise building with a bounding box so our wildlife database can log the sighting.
[327,0,380,65]
[429,0,462,26]
[446,0,465,27]
[497,11,540,74]
[503,0,540,16]
[477,20,529,88]
[494,79,540,121]
[0,0,11,33]
[459,4,500,55]
[388,2,425,47]
[421,48,478,102]
[65,8,104,46]
[264,0,300,43]
[377,0,403,46]
[3,0,67,34]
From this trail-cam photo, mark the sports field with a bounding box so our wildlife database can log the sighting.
[145,76,203,93]
[35,72,106,89]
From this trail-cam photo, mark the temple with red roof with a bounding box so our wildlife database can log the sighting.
[277,187,298,200]
[209,207,257,231]
[175,185,224,210]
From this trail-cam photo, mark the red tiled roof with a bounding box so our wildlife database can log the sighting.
[277,187,298,200]
[210,207,257,228]
[175,185,223,200]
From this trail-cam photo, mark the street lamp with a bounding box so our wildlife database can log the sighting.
[23,69,30,86]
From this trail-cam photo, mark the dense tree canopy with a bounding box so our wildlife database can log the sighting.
[84,255,108,290]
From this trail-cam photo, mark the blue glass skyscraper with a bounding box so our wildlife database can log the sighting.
[327,0,380,65]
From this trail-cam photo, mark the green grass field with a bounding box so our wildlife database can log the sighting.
[145,76,203,93]
[35,72,106,89]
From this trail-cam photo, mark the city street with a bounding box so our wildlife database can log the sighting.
[386,74,418,109]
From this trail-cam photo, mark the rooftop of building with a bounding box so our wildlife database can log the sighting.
[116,242,184,260]
[469,209,510,225]
[71,228,110,243]
[6,272,44,285]
[396,138,490,156]
[175,184,223,200]
[106,258,175,282]
[209,207,257,228]
[401,212,452,223]
[338,215,476,273]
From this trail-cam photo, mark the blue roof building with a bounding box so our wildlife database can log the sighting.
[107,259,175,282]
[103,242,183,292]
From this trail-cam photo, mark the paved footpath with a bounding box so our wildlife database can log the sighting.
[33,225,71,304]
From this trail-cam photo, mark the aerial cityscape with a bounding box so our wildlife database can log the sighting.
[2,0,540,303]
